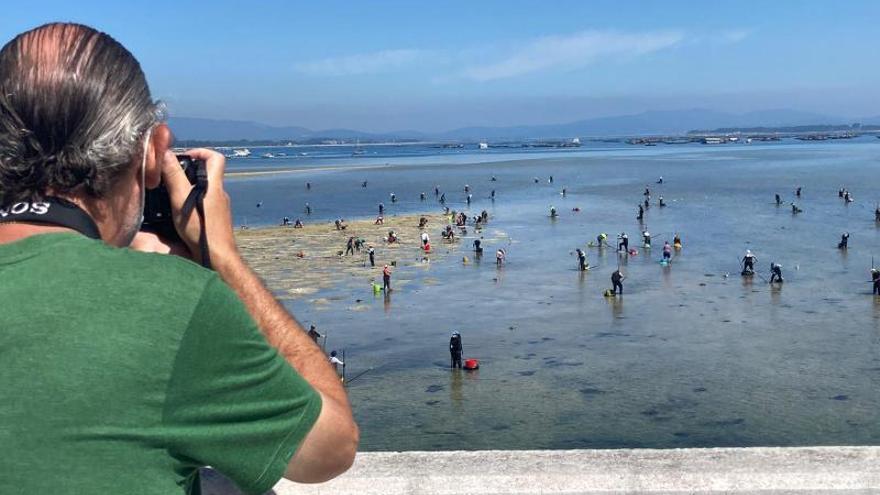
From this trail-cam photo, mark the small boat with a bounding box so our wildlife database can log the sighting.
[261,152,275,158]
[352,139,366,156]
[479,141,489,150]
[231,148,251,157]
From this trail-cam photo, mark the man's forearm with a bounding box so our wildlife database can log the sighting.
[214,253,350,407]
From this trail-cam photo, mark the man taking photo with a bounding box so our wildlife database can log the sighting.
[0,23,357,494]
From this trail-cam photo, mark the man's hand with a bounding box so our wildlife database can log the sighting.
[160,148,238,264]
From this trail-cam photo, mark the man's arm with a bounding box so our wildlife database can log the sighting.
[161,149,358,483]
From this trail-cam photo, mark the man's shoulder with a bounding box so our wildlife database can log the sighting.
[59,235,217,293]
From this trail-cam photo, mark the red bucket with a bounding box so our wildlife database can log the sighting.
[463,359,479,370]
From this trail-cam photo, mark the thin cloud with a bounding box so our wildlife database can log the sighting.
[461,30,685,82]
[295,49,423,76]
[717,28,751,44]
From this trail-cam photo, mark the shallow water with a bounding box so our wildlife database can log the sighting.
[227,139,880,451]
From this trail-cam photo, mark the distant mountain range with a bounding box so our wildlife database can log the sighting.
[169,109,880,143]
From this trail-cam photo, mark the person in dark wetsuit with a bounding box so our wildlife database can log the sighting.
[439,193,446,204]
[775,193,782,205]
[576,248,587,271]
[875,206,880,222]
[345,237,355,256]
[742,250,757,275]
[362,180,368,188]
[420,192,426,201]
[637,204,644,221]
[791,202,802,214]
[368,246,375,267]
[769,262,784,284]
[872,269,880,295]
[838,232,850,250]
[611,269,625,295]
[306,182,311,190]
[473,238,483,255]
[378,202,384,215]
[305,203,311,215]
[658,196,666,207]
[449,331,463,369]
[796,187,802,197]
[644,197,650,209]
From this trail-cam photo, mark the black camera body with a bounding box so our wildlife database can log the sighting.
[142,154,203,239]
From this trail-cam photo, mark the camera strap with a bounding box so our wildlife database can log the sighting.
[180,164,211,269]
[0,197,101,239]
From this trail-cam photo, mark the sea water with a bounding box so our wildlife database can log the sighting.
[225,138,880,451]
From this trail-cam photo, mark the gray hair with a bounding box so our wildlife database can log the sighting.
[0,23,160,205]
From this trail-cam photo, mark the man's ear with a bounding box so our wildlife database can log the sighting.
[145,124,173,189]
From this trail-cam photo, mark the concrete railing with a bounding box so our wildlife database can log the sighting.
[202,446,880,494]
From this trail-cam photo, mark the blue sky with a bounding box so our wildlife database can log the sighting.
[4,1,880,132]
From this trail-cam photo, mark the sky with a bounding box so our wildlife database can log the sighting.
[3,1,880,132]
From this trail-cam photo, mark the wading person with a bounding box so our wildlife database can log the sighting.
[449,331,463,369]
[473,238,483,254]
[770,262,784,284]
[576,248,587,271]
[618,232,629,252]
[368,245,375,266]
[662,241,672,261]
[329,351,344,374]
[838,232,850,250]
[383,264,392,291]
[308,324,323,343]
[742,250,757,275]
[872,269,880,295]
[0,23,357,493]
[611,268,625,295]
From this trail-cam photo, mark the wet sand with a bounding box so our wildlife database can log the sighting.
[236,213,463,301]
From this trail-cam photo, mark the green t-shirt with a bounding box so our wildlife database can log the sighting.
[0,233,322,494]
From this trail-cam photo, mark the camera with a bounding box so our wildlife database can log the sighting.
[142,154,203,239]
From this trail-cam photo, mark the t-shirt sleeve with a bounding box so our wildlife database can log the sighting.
[162,275,322,494]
